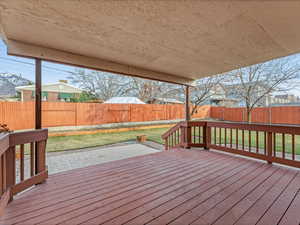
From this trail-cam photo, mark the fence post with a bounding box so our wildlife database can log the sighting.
[204,122,211,150]
[267,131,273,164]
[5,147,15,202]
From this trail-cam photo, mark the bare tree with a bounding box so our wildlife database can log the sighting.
[67,69,132,100]
[124,77,183,103]
[126,78,162,103]
[68,69,182,102]
[226,58,300,122]
[190,75,227,115]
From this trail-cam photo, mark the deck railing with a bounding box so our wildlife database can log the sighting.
[0,129,48,215]
[162,121,300,169]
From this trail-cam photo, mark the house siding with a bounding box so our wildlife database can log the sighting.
[48,92,59,102]
[22,90,34,102]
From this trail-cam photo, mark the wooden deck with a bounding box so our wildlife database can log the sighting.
[1,149,300,225]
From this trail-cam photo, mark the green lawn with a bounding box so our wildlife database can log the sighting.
[47,127,168,152]
[46,126,300,155]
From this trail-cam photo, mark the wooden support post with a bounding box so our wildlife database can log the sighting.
[185,86,191,121]
[35,59,42,174]
[184,86,191,149]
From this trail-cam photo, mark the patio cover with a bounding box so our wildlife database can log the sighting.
[1,1,300,85]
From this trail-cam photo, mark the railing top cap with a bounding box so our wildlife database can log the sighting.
[196,120,300,128]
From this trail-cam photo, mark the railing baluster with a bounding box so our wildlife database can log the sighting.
[230,129,232,148]
[242,130,245,150]
[292,134,295,160]
[30,142,34,176]
[248,130,251,152]
[224,128,227,147]
[256,131,259,153]
[264,132,267,155]
[273,133,276,157]
[193,126,195,143]
[198,126,201,143]
[20,144,24,182]
[236,129,238,150]
[219,127,221,145]
[282,133,285,159]
[214,127,216,144]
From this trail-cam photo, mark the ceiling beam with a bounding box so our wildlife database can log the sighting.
[6,39,194,85]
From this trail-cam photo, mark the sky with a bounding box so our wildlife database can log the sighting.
[0,39,300,95]
[0,40,76,84]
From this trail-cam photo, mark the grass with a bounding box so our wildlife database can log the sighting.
[46,127,168,152]
[45,126,300,155]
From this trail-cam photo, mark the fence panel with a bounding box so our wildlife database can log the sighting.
[2,103,300,131]
[211,106,300,125]
[0,102,209,130]
[42,102,76,127]
[251,107,270,123]
[0,102,34,130]
[223,107,244,122]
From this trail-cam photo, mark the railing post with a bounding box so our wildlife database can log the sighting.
[186,123,191,149]
[164,138,168,150]
[204,122,211,150]
[180,126,186,148]
[180,123,192,149]
[5,147,15,202]
[267,131,273,164]
[36,140,47,174]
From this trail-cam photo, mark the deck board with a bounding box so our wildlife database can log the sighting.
[0,149,299,225]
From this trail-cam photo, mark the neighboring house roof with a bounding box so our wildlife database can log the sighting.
[15,82,83,94]
[155,98,184,104]
[104,97,145,104]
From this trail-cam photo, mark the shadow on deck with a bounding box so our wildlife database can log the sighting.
[1,149,299,225]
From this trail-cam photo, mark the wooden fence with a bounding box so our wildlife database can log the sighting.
[210,106,300,125]
[0,102,211,131]
[2,102,299,131]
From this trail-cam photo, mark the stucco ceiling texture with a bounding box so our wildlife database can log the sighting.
[1,1,300,84]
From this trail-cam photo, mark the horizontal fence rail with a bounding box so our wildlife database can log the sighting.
[162,121,300,169]
[0,129,48,215]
